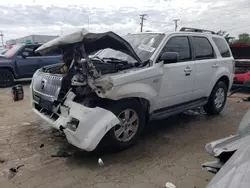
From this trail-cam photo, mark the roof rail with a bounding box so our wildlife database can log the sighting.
[179,27,216,34]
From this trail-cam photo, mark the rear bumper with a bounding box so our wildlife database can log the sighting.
[30,88,119,151]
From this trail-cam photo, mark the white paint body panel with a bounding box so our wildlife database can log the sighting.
[156,60,196,109]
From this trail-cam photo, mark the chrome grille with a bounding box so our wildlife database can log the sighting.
[32,71,63,102]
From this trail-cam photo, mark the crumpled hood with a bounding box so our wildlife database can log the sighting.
[36,28,142,63]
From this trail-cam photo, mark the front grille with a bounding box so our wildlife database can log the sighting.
[33,72,63,102]
[34,103,59,122]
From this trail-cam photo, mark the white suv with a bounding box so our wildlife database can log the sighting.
[30,27,234,151]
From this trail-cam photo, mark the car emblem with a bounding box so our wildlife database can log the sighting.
[41,79,47,90]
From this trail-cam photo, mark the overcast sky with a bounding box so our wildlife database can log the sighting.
[0,0,249,42]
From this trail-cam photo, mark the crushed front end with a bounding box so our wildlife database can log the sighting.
[30,29,143,151]
[30,68,120,151]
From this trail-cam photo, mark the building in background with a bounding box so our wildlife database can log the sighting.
[6,35,59,46]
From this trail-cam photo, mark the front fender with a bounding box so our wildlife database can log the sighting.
[93,65,163,112]
[107,82,159,111]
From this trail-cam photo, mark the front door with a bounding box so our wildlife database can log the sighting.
[16,45,41,78]
[155,36,196,110]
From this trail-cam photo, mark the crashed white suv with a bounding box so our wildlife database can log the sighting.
[30,27,234,151]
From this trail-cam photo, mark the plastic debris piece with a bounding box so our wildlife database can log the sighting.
[8,164,24,179]
[40,144,44,148]
[21,122,31,125]
[51,151,71,158]
[0,157,6,163]
[165,182,176,188]
[98,158,104,166]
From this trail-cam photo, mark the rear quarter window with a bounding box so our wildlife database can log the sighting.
[212,37,231,58]
[193,36,215,60]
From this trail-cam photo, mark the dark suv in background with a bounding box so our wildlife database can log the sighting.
[0,43,61,88]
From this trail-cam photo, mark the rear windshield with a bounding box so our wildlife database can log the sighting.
[212,37,231,58]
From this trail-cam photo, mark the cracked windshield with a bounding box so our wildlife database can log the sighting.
[0,0,249,188]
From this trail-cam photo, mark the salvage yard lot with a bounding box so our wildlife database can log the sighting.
[0,84,249,188]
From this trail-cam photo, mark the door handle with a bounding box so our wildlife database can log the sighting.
[212,64,219,68]
[184,67,192,73]
[184,67,192,76]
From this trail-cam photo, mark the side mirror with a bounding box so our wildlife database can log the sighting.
[160,52,179,64]
[21,52,29,58]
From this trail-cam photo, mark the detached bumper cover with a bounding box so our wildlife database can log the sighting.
[31,90,120,151]
[205,132,250,157]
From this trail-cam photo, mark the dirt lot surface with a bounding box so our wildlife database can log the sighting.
[0,83,250,188]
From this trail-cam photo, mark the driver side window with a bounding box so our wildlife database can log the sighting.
[19,46,41,57]
[159,36,191,63]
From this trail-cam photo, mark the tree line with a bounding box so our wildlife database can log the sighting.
[217,30,250,44]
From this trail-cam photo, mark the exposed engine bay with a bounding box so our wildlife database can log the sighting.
[34,29,143,109]
[40,50,137,108]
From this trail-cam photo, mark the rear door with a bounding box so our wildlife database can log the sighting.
[192,36,217,98]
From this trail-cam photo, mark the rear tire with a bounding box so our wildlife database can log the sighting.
[105,99,145,151]
[204,81,228,115]
[0,69,14,88]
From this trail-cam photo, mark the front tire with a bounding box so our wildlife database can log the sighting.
[0,69,14,88]
[204,81,228,115]
[105,99,145,150]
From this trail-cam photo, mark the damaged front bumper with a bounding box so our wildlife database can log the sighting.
[30,88,120,151]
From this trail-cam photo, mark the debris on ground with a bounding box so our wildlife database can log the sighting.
[0,157,6,163]
[165,182,176,188]
[21,122,31,126]
[243,97,250,102]
[98,158,104,166]
[40,144,44,148]
[12,84,24,101]
[53,132,66,138]
[8,164,24,179]
[51,151,71,158]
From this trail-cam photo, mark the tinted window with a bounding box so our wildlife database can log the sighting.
[193,37,214,59]
[19,45,41,57]
[212,37,231,58]
[162,36,191,61]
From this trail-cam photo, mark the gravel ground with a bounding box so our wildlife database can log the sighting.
[0,83,249,188]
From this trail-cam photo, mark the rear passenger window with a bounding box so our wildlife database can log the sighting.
[212,37,231,58]
[162,36,191,61]
[193,37,214,60]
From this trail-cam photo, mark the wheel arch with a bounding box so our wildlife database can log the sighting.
[217,75,230,90]
[0,66,16,78]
